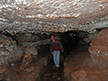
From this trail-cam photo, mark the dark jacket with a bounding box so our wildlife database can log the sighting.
[50,40,63,52]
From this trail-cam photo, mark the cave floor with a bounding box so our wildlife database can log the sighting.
[41,59,64,81]
[41,45,78,81]
[41,45,91,81]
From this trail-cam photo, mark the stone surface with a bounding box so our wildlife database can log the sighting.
[71,70,86,81]
[12,32,51,56]
[13,33,40,43]
[25,46,38,55]
[0,34,23,64]
[0,0,108,34]
[0,32,52,81]
[13,32,50,46]
[0,64,9,80]
[89,28,108,67]
[20,54,32,69]
[3,48,51,81]
[77,30,99,44]
[64,45,108,81]
[0,34,23,80]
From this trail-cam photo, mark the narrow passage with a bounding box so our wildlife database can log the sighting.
[41,32,81,81]
[41,56,64,81]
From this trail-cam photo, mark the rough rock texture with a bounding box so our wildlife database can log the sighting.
[0,34,23,65]
[0,0,108,34]
[12,32,51,55]
[0,64,9,80]
[77,30,99,44]
[0,34,23,80]
[25,46,38,55]
[64,45,108,81]
[13,32,50,45]
[0,32,52,81]
[89,28,108,67]
[3,51,51,81]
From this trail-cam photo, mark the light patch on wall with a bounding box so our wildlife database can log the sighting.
[0,4,12,9]
[72,0,81,5]
[15,0,28,4]
[15,0,26,2]
[0,18,8,21]
[72,13,81,18]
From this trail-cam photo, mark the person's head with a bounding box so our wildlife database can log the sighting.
[50,34,55,41]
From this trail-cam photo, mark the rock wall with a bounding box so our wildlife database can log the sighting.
[0,34,23,80]
[89,28,108,67]
[64,28,108,81]
[0,34,23,64]
[64,45,108,81]
[13,32,50,55]
[0,33,51,81]
[0,0,108,34]
[3,52,51,81]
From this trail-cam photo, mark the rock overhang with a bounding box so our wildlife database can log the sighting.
[0,0,108,35]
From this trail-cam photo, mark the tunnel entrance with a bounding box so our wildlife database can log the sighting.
[0,30,91,81]
[41,31,83,81]
[61,31,83,55]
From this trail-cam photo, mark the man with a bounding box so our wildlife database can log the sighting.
[49,34,64,68]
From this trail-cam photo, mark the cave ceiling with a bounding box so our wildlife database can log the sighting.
[0,0,108,34]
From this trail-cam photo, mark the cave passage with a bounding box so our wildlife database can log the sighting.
[0,30,84,81]
[41,31,82,81]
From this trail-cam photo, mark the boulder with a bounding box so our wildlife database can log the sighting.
[3,48,51,81]
[0,34,23,64]
[89,28,108,67]
[0,34,23,80]
[25,46,38,55]
[64,45,108,81]
[71,70,86,81]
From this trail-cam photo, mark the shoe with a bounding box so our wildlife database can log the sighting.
[55,65,60,68]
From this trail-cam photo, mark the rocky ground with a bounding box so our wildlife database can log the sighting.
[64,44,108,81]
[1,43,107,81]
[1,28,108,81]
[41,44,108,81]
[41,45,80,81]
[41,56,64,81]
[0,46,51,81]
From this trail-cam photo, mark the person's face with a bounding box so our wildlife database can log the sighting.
[51,36,55,40]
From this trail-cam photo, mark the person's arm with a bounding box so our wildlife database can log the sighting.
[49,42,53,54]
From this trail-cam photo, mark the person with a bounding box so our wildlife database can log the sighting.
[49,34,64,68]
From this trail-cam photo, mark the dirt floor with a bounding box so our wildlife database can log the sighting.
[41,45,89,81]
[41,43,77,81]
[41,57,64,81]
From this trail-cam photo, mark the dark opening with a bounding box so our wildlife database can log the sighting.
[61,31,83,55]
[0,30,84,81]
[41,31,83,81]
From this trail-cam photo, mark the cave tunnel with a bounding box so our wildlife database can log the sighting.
[0,22,107,81]
[0,0,108,81]
[0,29,92,81]
[0,27,108,81]
[40,31,84,81]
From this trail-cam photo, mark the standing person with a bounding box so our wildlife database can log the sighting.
[49,34,64,68]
